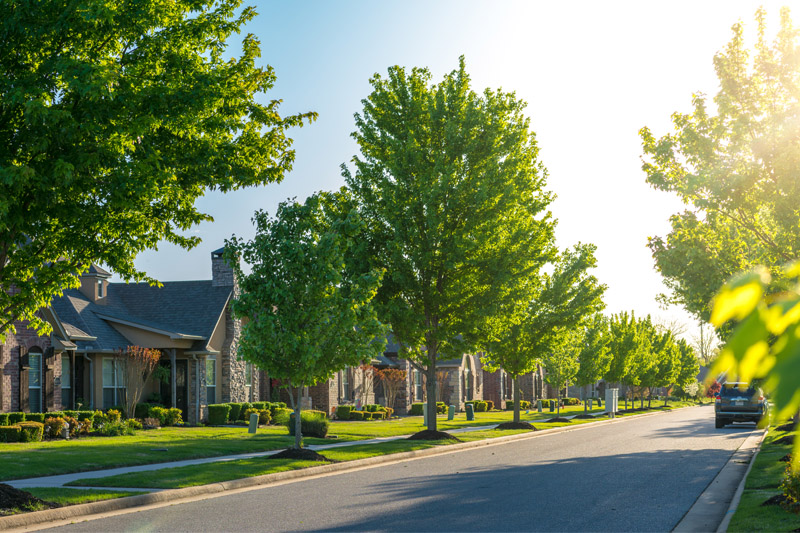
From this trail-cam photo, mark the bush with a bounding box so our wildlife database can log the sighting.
[135,403,154,419]
[98,421,134,436]
[563,397,581,406]
[106,409,122,424]
[287,410,329,438]
[143,417,161,429]
[92,410,109,428]
[272,408,293,426]
[506,400,532,410]
[410,403,424,416]
[25,412,45,423]
[18,421,44,442]
[781,463,800,514]
[109,405,126,418]
[436,402,447,414]
[127,419,143,430]
[63,415,80,437]
[384,407,394,418]
[227,403,243,422]
[349,410,365,421]
[0,413,8,426]
[336,405,353,420]
[7,412,25,424]
[207,404,231,426]
[44,417,66,439]
[243,408,270,425]
[485,400,494,411]
[150,406,168,426]
[63,410,79,418]
[0,426,21,443]
[251,402,268,410]
[474,401,488,412]
[238,402,252,420]
[164,408,182,426]
[77,411,95,427]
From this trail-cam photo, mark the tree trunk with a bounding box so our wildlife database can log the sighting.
[556,386,561,417]
[294,386,303,449]
[583,385,589,415]
[640,390,644,409]
[513,376,521,424]
[648,387,652,409]
[426,363,437,431]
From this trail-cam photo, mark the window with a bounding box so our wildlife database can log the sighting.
[97,279,105,298]
[28,351,42,413]
[464,359,473,401]
[102,357,126,409]
[414,370,423,401]
[245,363,252,401]
[341,367,350,400]
[206,356,216,405]
[61,356,71,409]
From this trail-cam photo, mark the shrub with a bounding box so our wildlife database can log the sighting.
[272,408,293,426]
[336,405,353,420]
[150,406,168,426]
[62,416,80,437]
[485,400,494,411]
[109,405,126,418]
[257,409,271,425]
[77,411,95,427]
[143,417,161,429]
[251,402,268,410]
[106,409,122,424]
[127,419,143,430]
[207,404,231,426]
[7,412,25,424]
[47,411,65,419]
[25,412,45,423]
[349,410,365,421]
[238,402,252,420]
[781,463,800,514]
[44,417,66,439]
[0,425,21,443]
[92,410,109,428]
[287,410,329,438]
[436,401,447,414]
[98,421,134,436]
[135,403,154,419]
[384,407,394,418]
[0,414,8,426]
[506,400,532,410]
[243,408,260,423]
[164,408,182,426]
[410,403,424,416]
[474,401,488,412]
[563,397,581,406]
[226,403,242,422]
[18,421,44,442]
[63,410,79,418]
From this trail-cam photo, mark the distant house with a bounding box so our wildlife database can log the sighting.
[0,248,264,423]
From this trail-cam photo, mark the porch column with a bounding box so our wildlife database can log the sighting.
[69,351,76,410]
[170,349,176,408]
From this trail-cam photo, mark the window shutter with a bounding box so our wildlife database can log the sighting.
[19,347,29,412]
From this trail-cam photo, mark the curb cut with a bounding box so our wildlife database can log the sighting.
[715,429,767,533]
[672,427,766,533]
[1,404,702,531]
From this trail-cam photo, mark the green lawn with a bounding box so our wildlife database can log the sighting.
[0,401,699,482]
[727,423,800,532]
[1,488,142,516]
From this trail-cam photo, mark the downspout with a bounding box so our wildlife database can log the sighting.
[82,353,94,409]
[170,349,176,408]
[192,354,199,425]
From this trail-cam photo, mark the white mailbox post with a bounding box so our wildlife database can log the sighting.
[605,388,619,419]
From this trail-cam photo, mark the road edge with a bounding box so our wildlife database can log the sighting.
[1,404,701,531]
[672,427,766,533]
[715,428,766,533]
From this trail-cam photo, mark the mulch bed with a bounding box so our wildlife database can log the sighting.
[780,454,792,463]
[762,494,789,507]
[407,430,461,441]
[0,484,59,516]
[543,417,572,423]
[268,448,334,462]
[495,421,536,431]
[774,434,795,446]
[572,414,596,419]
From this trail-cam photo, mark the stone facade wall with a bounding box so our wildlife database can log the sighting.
[211,255,235,288]
[483,369,502,409]
[188,355,208,425]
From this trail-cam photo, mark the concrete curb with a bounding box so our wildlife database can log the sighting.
[672,427,766,533]
[0,405,700,531]
[715,429,767,533]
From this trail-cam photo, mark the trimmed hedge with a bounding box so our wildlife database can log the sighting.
[135,403,154,419]
[336,405,353,420]
[251,402,268,410]
[563,397,581,406]
[8,412,25,424]
[227,403,243,422]
[0,425,21,443]
[287,410,329,438]
[25,413,45,423]
[349,410,365,421]
[272,408,293,426]
[410,403,424,416]
[505,400,531,410]
[208,404,231,426]
[44,417,66,438]
[18,421,44,442]
[77,411,95,424]
[437,402,447,414]
[244,408,271,425]
[0,413,8,426]
[238,402,252,420]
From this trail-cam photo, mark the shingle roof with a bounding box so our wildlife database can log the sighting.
[86,264,112,277]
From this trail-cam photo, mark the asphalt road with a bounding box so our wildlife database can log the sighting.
[43,405,757,532]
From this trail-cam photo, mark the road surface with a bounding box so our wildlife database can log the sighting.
[43,405,757,532]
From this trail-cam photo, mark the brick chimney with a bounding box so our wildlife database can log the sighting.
[211,247,235,287]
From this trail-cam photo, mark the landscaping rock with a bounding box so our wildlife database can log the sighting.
[269,448,333,462]
[0,484,58,516]
[495,421,536,431]
[774,434,795,446]
[544,417,572,423]
[407,429,461,441]
[762,494,789,507]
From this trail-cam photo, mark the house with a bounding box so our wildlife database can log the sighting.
[0,248,263,424]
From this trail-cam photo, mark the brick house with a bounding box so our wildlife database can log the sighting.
[0,248,264,424]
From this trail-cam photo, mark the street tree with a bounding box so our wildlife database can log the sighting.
[574,313,611,413]
[640,326,679,408]
[605,312,645,409]
[483,243,606,423]
[640,8,800,321]
[376,368,406,411]
[542,328,581,417]
[227,192,387,450]
[0,0,315,341]
[345,57,555,431]
[675,339,700,403]
[691,322,719,365]
[119,345,161,420]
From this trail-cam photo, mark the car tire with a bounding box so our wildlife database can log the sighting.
[715,418,726,428]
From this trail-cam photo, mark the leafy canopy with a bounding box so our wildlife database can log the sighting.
[640,8,800,321]
[0,0,315,339]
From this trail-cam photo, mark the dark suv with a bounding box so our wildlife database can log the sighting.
[715,382,768,428]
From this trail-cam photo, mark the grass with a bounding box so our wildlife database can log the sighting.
[727,422,800,532]
[0,400,700,482]
[24,487,144,506]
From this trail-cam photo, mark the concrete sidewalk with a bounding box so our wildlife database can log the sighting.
[7,424,498,490]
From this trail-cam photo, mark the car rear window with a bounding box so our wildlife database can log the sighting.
[721,386,756,397]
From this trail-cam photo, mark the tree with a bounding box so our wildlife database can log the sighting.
[574,313,611,413]
[640,326,679,408]
[640,8,800,321]
[483,244,606,423]
[376,368,406,411]
[0,0,316,340]
[691,322,719,366]
[345,57,556,432]
[357,364,375,408]
[675,339,700,402]
[227,192,387,450]
[542,328,581,417]
[119,345,161,420]
[605,311,646,409]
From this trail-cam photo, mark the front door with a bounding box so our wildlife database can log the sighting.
[160,359,188,418]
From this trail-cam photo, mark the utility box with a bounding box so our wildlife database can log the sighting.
[605,388,619,418]
[448,405,455,420]
[466,403,474,421]
[537,400,542,413]
[248,413,259,434]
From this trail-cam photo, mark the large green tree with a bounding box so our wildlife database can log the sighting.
[542,328,581,417]
[482,244,606,423]
[227,192,387,449]
[0,0,315,339]
[605,311,646,408]
[574,313,611,413]
[345,57,555,431]
[640,8,800,321]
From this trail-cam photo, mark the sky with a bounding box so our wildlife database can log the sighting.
[114,0,795,340]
